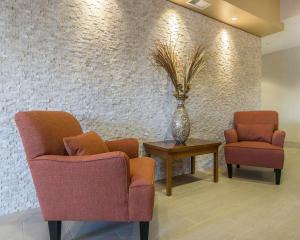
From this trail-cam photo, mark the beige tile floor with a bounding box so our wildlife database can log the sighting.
[1,147,300,240]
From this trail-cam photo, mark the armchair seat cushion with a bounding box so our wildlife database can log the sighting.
[225,141,284,169]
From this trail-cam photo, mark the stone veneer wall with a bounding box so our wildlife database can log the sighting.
[0,0,261,215]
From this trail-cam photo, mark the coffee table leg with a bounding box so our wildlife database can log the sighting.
[191,156,195,174]
[166,157,173,196]
[214,151,219,182]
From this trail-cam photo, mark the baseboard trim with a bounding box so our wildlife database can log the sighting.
[285,141,300,148]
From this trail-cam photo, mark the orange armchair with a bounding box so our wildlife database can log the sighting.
[224,111,286,185]
[15,111,155,240]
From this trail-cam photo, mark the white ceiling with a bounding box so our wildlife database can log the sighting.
[262,0,300,55]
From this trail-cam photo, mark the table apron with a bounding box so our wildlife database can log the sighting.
[145,147,219,161]
[170,148,218,161]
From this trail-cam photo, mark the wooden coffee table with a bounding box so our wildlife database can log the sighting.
[143,138,222,196]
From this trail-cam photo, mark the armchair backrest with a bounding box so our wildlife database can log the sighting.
[15,111,83,160]
[234,111,279,130]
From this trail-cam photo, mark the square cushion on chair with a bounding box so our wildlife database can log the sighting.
[224,141,284,169]
[237,124,274,143]
[63,131,109,156]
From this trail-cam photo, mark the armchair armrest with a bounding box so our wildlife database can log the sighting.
[106,138,139,159]
[272,130,286,148]
[30,151,130,221]
[224,129,238,144]
[129,157,155,221]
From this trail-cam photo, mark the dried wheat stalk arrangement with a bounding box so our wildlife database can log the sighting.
[151,40,205,99]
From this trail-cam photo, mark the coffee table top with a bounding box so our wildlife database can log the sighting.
[143,138,222,153]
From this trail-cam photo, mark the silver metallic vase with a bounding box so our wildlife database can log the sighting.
[171,97,190,144]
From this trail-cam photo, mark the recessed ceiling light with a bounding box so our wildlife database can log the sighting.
[231,17,238,21]
[187,0,211,10]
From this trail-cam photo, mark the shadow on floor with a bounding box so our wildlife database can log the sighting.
[221,165,277,185]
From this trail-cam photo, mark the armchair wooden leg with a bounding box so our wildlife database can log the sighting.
[48,221,61,240]
[275,169,282,185]
[227,164,233,178]
[236,164,240,168]
[140,221,149,240]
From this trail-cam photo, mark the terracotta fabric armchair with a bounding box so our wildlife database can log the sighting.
[224,111,285,185]
[15,111,155,240]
